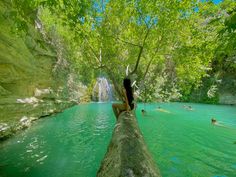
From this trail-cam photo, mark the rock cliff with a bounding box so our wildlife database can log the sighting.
[0,1,86,140]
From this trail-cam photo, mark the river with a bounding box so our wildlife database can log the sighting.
[1,103,236,177]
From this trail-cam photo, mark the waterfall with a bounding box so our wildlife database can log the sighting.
[98,79,102,102]
[92,77,113,102]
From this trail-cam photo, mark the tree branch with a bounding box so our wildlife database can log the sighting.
[107,35,141,47]
[142,33,166,78]
[83,37,100,62]
[129,28,151,76]
[143,56,154,79]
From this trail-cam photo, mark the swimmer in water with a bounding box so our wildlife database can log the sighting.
[141,109,146,116]
[211,118,229,128]
[211,118,217,125]
[187,106,193,111]
[156,107,170,113]
[183,105,194,111]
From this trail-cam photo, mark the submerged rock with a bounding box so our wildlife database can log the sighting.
[36,155,48,162]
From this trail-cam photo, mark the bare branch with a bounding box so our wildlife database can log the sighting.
[129,46,143,76]
[143,56,154,79]
[141,33,165,80]
[129,27,151,75]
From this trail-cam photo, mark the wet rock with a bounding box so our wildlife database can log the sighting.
[19,116,31,128]
[0,123,9,131]
[16,97,39,104]
[0,123,12,139]
[34,88,52,97]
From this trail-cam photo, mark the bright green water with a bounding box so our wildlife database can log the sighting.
[0,103,236,177]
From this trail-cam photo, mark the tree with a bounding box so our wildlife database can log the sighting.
[11,0,234,102]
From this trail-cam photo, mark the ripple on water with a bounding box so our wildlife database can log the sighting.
[137,103,236,177]
[0,103,236,177]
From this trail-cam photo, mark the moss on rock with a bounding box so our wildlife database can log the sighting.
[0,1,86,140]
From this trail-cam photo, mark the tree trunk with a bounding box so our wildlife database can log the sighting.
[96,111,161,177]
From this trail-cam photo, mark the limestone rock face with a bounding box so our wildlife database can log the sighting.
[97,112,161,177]
[219,92,236,105]
[0,1,86,140]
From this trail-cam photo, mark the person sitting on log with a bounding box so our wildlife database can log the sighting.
[112,78,134,119]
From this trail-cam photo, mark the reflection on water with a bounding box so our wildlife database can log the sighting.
[0,103,236,177]
[0,103,115,177]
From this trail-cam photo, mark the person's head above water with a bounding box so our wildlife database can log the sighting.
[141,109,146,115]
[211,118,217,124]
[123,78,134,110]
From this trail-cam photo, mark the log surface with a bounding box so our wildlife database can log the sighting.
[97,111,161,177]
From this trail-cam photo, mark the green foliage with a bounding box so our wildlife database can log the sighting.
[11,0,236,102]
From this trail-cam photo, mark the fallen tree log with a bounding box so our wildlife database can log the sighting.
[97,111,161,177]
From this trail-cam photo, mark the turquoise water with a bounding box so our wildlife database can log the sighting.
[0,103,236,177]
